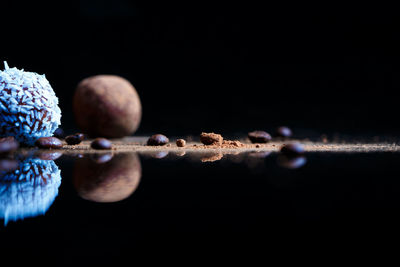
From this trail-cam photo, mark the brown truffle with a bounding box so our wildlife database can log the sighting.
[73,153,142,203]
[73,75,142,138]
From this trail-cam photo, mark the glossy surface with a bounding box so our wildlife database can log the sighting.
[1,144,400,260]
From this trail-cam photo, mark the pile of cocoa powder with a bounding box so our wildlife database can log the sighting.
[191,132,266,149]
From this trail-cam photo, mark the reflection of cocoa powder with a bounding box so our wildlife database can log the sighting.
[191,134,264,149]
[201,153,223,162]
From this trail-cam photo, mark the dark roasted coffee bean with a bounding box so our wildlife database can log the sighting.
[275,126,292,138]
[53,128,65,139]
[0,136,19,154]
[65,133,85,145]
[35,137,63,149]
[280,143,304,156]
[176,139,186,147]
[247,131,272,143]
[91,138,112,150]
[147,134,169,146]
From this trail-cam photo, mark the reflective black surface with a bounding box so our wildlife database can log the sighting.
[1,150,400,261]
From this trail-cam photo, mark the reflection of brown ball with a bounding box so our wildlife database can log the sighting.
[73,75,142,137]
[73,153,142,203]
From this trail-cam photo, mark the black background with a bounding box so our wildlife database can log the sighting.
[2,1,400,137]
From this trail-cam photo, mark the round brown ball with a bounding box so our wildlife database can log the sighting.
[73,153,142,203]
[73,75,142,138]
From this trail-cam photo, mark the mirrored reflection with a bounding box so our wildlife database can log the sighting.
[0,158,61,226]
[174,150,186,157]
[149,151,169,159]
[90,152,114,164]
[277,155,307,169]
[201,152,223,162]
[73,153,142,203]
[243,151,270,172]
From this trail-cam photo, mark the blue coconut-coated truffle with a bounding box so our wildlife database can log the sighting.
[0,62,61,145]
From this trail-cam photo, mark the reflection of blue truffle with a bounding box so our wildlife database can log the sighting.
[0,158,61,225]
[0,62,61,145]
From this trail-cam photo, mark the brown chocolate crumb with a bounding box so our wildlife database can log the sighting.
[200,132,223,146]
[176,139,186,147]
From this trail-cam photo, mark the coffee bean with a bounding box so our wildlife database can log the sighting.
[91,138,112,150]
[275,126,292,138]
[147,134,169,146]
[65,133,85,145]
[53,128,65,139]
[176,139,186,147]
[35,137,63,149]
[0,136,19,154]
[247,131,271,143]
[280,143,304,156]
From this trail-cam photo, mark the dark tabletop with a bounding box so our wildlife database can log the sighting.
[1,146,399,263]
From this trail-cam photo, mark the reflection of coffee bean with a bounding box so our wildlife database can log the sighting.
[147,134,169,146]
[0,137,19,154]
[280,143,304,156]
[150,151,169,159]
[248,131,271,143]
[91,138,112,150]
[90,153,114,164]
[248,151,271,158]
[176,139,186,147]
[73,153,142,203]
[35,137,63,149]
[37,151,63,161]
[0,159,18,172]
[65,133,84,145]
[274,126,292,138]
[277,155,307,169]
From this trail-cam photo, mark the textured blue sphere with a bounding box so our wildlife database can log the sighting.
[0,62,61,145]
